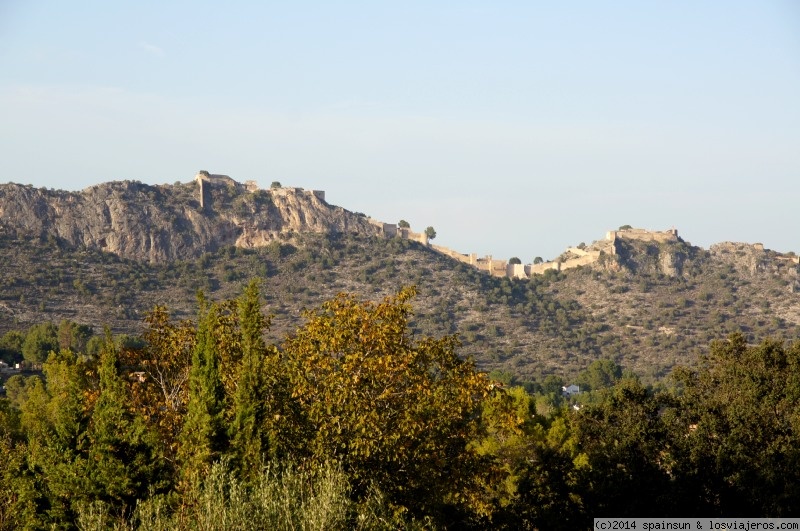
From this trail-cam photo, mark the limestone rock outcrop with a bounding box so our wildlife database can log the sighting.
[0,179,382,263]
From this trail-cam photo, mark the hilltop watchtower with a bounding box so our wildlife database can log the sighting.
[196,171,211,209]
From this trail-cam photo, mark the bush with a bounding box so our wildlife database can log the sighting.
[77,460,420,530]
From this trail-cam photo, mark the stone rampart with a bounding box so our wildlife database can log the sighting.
[566,247,590,257]
[369,219,398,238]
[424,228,674,280]
[489,258,508,277]
[430,244,472,265]
[195,172,330,215]
[530,261,561,275]
[397,227,428,245]
[190,175,685,283]
[507,263,529,279]
[607,228,679,245]
[473,257,493,274]
[559,253,600,270]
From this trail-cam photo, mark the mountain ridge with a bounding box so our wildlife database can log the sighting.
[2,175,795,276]
[0,174,385,263]
[1,176,799,382]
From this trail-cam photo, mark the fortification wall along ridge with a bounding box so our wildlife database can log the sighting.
[367,219,429,245]
[606,227,679,244]
[195,174,682,281]
[427,227,681,280]
[195,171,326,209]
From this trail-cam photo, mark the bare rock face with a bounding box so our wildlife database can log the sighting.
[0,180,383,263]
[609,238,691,277]
[658,251,682,277]
[710,242,771,275]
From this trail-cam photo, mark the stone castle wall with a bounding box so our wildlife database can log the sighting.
[397,227,428,245]
[196,172,327,209]
[508,263,529,279]
[606,228,679,245]
[193,172,684,282]
[430,244,472,264]
[428,227,677,281]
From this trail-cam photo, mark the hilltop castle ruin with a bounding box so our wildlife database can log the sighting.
[427,227,681,280]
[195,171,325,210]
[194,172,683,281]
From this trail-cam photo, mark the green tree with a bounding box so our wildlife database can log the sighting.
[509,257,522,265]
[57,320,93,354]
[22,323,58,364]
[229,280,272,481]
[575,359,622,392]
[85,334,164,514]
[506,413,586,530]
[571,378,675,518]
[270,181,282,189]
[541,374,565,395]
[669,334,800,516]
[18,349,91,524]
[533,256,544,265]
[425,226,437,240]
[0,398,39,530]
[178,298,227,485]
[398,219,410,228]
[0,330,24,364]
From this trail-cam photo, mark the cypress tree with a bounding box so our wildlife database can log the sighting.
[178,299,227,485]
[229,280,270,480]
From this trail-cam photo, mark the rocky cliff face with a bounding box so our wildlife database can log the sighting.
[610,237,695,277]
[0,180,383,263]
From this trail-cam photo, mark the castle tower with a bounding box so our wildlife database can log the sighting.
[196,171,211,210]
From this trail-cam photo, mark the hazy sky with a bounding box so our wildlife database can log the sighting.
[1,1,799,260]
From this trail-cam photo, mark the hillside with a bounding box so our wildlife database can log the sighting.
[1,177,799,383]
[0,173,383,263]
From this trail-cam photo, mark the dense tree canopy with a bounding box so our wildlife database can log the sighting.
[21,322,58,364]
[280,286,497,519]
[1,286,800,529]
[669,334,800,516]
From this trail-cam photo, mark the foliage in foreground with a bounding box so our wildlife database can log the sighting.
[76,460,428,531]
[1,281,800,529]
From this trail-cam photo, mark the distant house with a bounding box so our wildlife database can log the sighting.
[562,384,581,397]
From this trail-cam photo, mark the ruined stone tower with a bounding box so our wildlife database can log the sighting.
[196,170,211,210]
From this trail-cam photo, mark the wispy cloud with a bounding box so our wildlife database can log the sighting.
[138,41,165,57]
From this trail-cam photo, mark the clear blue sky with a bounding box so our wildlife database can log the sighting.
[2,1,799,260]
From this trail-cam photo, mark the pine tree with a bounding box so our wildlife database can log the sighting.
[85,333,164,514]
[19,349,90,524]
